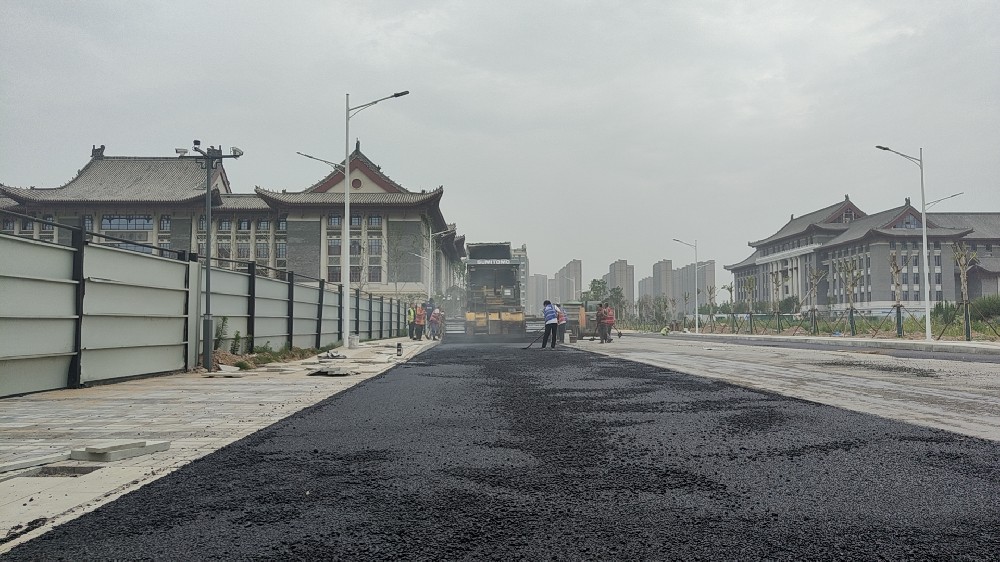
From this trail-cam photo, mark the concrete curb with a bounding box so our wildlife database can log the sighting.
[670,332,1000,355]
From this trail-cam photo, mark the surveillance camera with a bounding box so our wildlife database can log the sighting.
[231,147,244,157]
[193,139,201,147]
[175,148,189,156]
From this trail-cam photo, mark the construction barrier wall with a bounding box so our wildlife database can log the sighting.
[0,224,406,398]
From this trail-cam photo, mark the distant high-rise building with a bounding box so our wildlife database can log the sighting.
[638,276,654,300]
[603,259,635,313]
[527,273,548,313]
[555,259,582,303]
[511,244,529,310]
[652,259,673,299]
[672,260,716,314]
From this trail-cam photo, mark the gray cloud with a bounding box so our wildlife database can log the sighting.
[2,0,997,287]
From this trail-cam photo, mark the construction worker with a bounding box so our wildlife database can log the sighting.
[414,303,427,341]
[542,300,559,349]
[596,303,607,343]
[556,303,567,343]
[602,302,616,343]
[406,303,416,340]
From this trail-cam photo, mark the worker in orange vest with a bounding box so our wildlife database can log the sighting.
[602,302,616,343]
[414,303,427,341]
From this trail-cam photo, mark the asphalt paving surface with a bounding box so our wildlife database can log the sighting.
[7,344,1000,560]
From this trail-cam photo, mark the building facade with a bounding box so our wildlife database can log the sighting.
[0,144,466,299]
[527,273,548,314]
[724,195,1000,312]
[671,260,716,314]
[603,259,635,312]
[555,259,583,304]
[511,244,529,310]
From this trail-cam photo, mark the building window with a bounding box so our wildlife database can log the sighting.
[1,218,14,232]
[901,241,908,250]
[368,237,382,258]
[328,215,341,228]
[199,215,207,231]
[987,244,993,253]
[276,241,286,259]
[935,273,942,284]
[933,241,940,250]
[936,291,943,301]
[903,291,909,301]
[934,255,941,266]
[350,214,362,228]
[237,241,251,259]
[327,266,341,282]
[328,237,341,258]
[198,242,206,256]
[218,217,232,231]
[277,216,287,231]
[41,215,54,232]
[350,266,362,282]
[842,209,855,223]
[101,215,153,231]
[367,214,382,229]
[217,242,231,259]
[902,273,908,284]
[257,218,270,231]
[350,238,362,257]
[238,218,251,231]
[368,266,382,282]
[912,256,920,267]
[255,241,270,260]
[83,215,93,232]
[890,240,896,250]
[160,215,171,231]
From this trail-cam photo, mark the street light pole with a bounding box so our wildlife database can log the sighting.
[673,238,699,334]
[300,91,411,349]
[876,145,932,341]
[177,141,243,371]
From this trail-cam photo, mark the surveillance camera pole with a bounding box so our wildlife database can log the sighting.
[179,143,242,370]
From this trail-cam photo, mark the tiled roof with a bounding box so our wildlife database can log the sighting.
[0,196,17,210]
[0,156,228,205]
[302,146,408,194]
[724,249,759,271]
[750,198,860,246]
[928,213,1000,239]
[219,193,271,211]
[254,186,443,206]
[972,256,1000,273]
[825,204,971,247]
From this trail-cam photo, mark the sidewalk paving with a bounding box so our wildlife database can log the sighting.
[0,336,436,553]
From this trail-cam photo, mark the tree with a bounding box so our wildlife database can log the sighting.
[586,279,609,303]
[608,286,627,317]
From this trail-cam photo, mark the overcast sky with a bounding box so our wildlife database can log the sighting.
[2,1,998,289]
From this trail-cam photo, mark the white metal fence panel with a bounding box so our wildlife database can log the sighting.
[80,246,190,384]
[0,235,78,396]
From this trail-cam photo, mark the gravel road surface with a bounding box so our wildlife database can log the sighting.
[7,344,999,560]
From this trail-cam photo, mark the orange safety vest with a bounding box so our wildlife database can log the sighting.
[603,307,615,325]
[415,307,426,325]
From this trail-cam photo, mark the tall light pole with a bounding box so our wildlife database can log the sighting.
[177,141,243,371]
[876,145,931,341]
[673,238,699,334]
[301,90,408,349]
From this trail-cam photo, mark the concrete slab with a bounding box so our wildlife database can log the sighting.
[84,440,146,454]
[0,452,71,475]
[70,441,170,462]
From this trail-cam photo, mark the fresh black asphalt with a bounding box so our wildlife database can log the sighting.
[7,344,1000,560]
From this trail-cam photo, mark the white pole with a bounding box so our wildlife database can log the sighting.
[343,93,352,347]
[919,147,931,341]
[427,226,433,301]
[694,240,699,334]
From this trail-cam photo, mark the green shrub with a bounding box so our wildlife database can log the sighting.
[971,295,1000,321]
[214,317,229,350]
[230,331,242,355]
[234,360,251,370]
